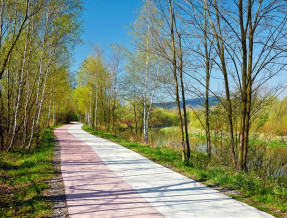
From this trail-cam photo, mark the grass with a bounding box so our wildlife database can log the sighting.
[83,125,287,218]
[0,126,57,217]
[161,126,287,147]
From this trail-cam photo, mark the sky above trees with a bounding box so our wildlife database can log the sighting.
[72,0,287,98]
[72,0,143,72]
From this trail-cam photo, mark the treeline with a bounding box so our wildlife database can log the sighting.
[150,96,287,142]
[74,48,118,132]
[75,0,287,172]
[0,0,82,151]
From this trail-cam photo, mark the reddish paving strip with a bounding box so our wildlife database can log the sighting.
[54,125,163,218]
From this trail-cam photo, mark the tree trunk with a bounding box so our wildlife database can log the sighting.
[169,0,191,158]
[238,0,253,171]
[33,53,54,146]
[47,96,52,126]
[27,4,50,149]
[133,86,138,138]
[0,90,4,149]
[52,95,55,126]
[0,0,4,48]
[85,106,88,124]
[112,67,117,130]
[92,88,96,129]
[204,0,211,156]
[143,3,150,144]
[205,69,211,156]
[243,7,254,170]
[175,28,190,160]
[209,0,236,168]
[22,55,34,147]
[0,0,30,81]
[8,19,30,151]
[168,0,185,160]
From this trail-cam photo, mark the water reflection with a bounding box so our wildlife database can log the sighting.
[149,129,287,177]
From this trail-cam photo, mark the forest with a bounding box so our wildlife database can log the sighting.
[0,0,82,216]
[1,0,287,216]
[0,0,81,151]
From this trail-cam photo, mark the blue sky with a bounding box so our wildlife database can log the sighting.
[71,0,143,72]
[71,0,287,98]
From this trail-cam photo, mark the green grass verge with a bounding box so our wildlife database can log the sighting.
[0,126,57,217]
[83,125,287,218]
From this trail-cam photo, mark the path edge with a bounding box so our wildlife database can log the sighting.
[46,137,69,217]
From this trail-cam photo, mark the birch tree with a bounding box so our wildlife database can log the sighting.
[129,0,162,144]
[0,0,82,151]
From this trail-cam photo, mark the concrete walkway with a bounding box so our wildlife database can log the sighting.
[55,123,273,218]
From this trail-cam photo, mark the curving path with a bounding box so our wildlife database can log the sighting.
[54,122,272,218]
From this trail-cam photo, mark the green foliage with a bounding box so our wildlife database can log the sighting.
[157,96,287,147]
[74,50,116,130]
[188,110,204,129]
[150,108,179,127]
[0,0,83,150]
[0,126,57,217]
[251,97,287,137]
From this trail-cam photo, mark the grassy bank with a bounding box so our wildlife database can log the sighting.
[83,125,287,218]
[0,127,57,217]
[161,126,287,147]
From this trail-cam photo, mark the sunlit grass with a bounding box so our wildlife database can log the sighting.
[83,125,287,217]
[0,127,56,217]
[161,126,287,147]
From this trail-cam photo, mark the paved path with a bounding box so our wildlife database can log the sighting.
[55,123,272,218]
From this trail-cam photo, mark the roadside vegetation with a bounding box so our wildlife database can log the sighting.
[0,1,82,216]
[0,0,82,151]
[0,127,56,217]
[83,125,287,217]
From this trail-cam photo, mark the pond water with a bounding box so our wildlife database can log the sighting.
[148,128,287,177]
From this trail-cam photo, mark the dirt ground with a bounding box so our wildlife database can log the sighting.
[45,139,69,218]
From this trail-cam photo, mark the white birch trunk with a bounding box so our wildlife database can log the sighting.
[52,95,55,126]
[95,86,98,129]
[143,2,150,143]
[8,16,30,150]
[146,64,160,140]
[35,66,50,130]
[47,96,52,126]
[89,89,92,126]
[85,106,88,124]
[28,5,50,148]
[22,15,35,147]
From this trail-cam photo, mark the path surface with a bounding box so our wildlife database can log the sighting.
[54,123,273,218]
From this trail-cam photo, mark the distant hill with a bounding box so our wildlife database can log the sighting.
[153,96,219,109]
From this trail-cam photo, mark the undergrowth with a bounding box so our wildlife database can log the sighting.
[0,127,56,217]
